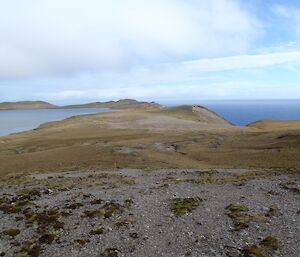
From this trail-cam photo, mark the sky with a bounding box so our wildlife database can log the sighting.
[1,0,300,104]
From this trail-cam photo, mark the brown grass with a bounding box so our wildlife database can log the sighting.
[0,107,299,176]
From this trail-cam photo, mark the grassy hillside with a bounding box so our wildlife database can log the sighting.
[0,103,299,175]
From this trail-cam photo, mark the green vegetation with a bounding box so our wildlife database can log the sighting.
[225,204,249,213]
[39,233,56,244]
[170,198,199,217]
[261,236,280,250]
[90,199,103,205]
[0,204,21,214]
[74,239,90,246]
[225,204,250,231]
[24,208,63,231]
[242,245,264,257]
[84,202,123,218]
[115,219,135,228]
[66,202,84,209]
[89,228,104,235]
[241,236,280,257]
[17,241,41,257]
[101,248,120,257]
[281,182,300,194]
[17,188,41,200]
[265,204,280,217]
[226,204,281,231]
[2,228,20,237]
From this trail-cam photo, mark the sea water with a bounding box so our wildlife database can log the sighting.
[199,99,300,126]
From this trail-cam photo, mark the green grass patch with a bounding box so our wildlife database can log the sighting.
[2,228,20,237]
[171,197,199,217]
[225,204,249,213]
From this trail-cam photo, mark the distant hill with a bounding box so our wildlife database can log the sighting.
[0,99,161,111]
[0,101,57,110]
[63,99,162,110]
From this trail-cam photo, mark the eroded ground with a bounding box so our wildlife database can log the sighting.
[0,168,299,257]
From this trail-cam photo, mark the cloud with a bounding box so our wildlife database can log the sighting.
[20,49,300,103]
[2,1,300,102]
[0,0,262,78]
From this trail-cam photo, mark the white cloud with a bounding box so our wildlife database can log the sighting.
[27,49,300,103]
[2,1,300,102]
[0,0,262,78]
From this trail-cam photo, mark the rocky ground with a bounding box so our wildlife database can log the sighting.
[0,168,299,257]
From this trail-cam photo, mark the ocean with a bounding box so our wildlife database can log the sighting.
[198,99,300,126]
[0,108,112,136]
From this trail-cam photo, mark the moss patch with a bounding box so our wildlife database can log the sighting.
[84,202,123,219]
[225,204,250,231]
[170,197,199,217]
[90,199,103,205]
[17,241,40,257]
[261,236,280,251]
[89,227,104,235]
[24,208,63,231]
[241,236,280,257]
[225,204,249,213]
[242,245,264,257]
[74,239,90,246]
[39,233,56,244]
[65,202,84,209]
[101,248,120,257]
[226,204,281,231]
[2,228,20,237]
[115,219,135,228]
[265,204,280,217]
[17,188,41,200]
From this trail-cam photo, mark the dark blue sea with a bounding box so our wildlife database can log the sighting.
[0,108,112,136]
[199,99,300,126]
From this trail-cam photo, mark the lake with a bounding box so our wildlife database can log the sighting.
[0,108,112,136]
